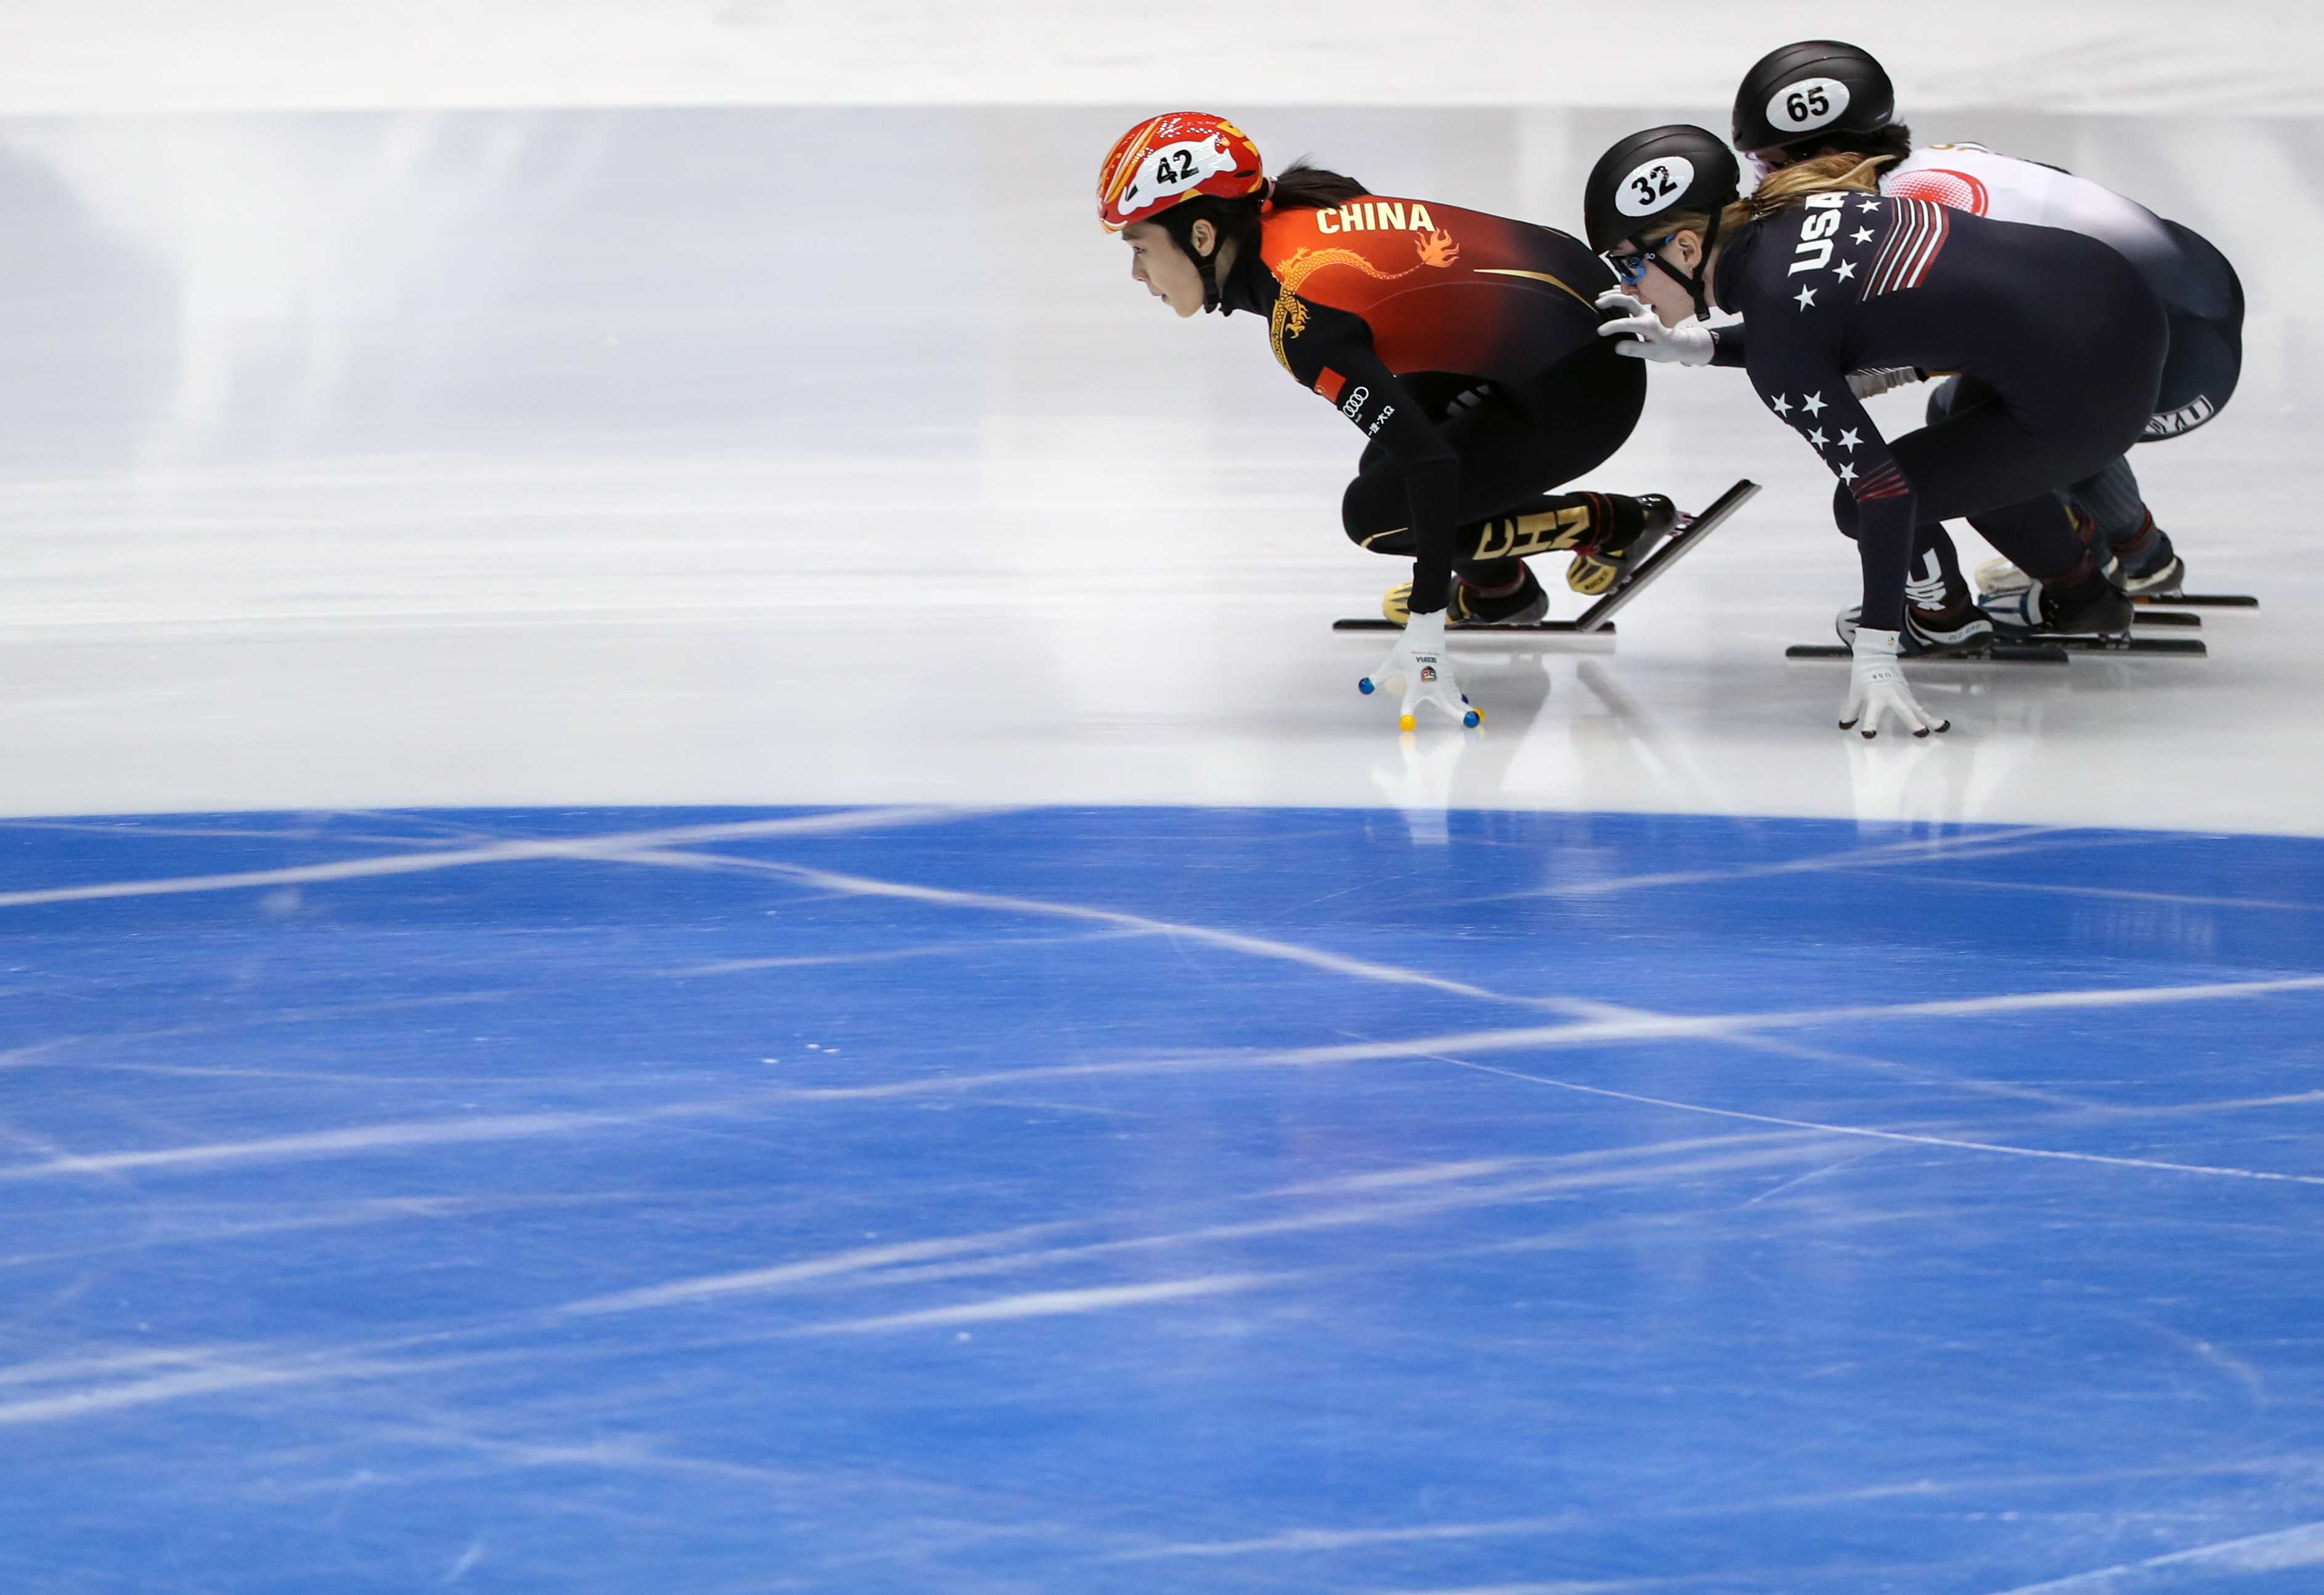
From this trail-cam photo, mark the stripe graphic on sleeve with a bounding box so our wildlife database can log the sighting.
[1851,461,1911,502]
[1862,200,1951,298]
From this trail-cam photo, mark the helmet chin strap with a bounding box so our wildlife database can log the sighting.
[1662,209,1723,322]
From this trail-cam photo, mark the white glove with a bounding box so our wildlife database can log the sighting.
[1593,290,1714,366]
[1359,608,1481,731]
[1839,628,1949,739]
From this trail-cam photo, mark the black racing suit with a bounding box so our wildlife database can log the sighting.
[1216,198,1648,612]
[1708,193,2168,631]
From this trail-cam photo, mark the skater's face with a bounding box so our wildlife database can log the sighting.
[1124,220,1213,317]
[1607,229,1707,325]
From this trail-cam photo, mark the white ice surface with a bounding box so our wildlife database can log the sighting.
[0,103,2317,833]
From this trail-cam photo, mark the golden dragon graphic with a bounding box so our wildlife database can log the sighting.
[1270,230,1460,370]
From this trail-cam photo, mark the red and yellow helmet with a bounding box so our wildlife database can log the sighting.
[1096,113,1266,233]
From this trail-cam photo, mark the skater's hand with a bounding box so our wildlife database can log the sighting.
[1360,609,1481,731]
[1595,291,1714,367]
[1839,628,1949,739]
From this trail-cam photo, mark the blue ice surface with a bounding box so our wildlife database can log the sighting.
[2,804,2323,1594]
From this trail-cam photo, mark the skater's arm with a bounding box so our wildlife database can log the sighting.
[1708,322,1747,367]
[1746,350,1918,633]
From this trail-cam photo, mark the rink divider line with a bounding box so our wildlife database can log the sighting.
[0,805,1005,909]
[1982,1515,2324,1592]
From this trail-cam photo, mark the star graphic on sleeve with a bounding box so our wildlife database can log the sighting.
[1801,391,1827,416]
[1808,428,1827,448]
[1835,259,1858,282]
[1837,462,1859,485]
[1838,428,1861,451]
[1795,285,1818,310]
[1851,227,1875,245]
[1769,394,1792,416]
[1858,197,1883,212]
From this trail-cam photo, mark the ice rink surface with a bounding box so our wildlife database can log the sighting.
[6,14,2324,1589]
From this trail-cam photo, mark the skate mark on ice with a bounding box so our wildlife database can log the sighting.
[0,1096,767,1182]
[1501,826,2155,902]
[1107,1514,1579,1561]
[597,845,1569,1009]
[1985,1516,2324,1591]
[788,1273,1280,1335]
[556,1135,1825,1318]
[662,926,1153,977]
[0,805,1002,909]
[1420,1056,2324,1189]
[734,967,2324,1108]
[1841,870,2324,914]
[560,1225,1084,1316]
[1553,994,2105,1111]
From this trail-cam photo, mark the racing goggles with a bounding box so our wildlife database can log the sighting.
[1608,237,1676,287]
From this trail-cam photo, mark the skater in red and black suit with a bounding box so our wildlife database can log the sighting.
[1099,112,1670,730]
[1582,125,2164,739]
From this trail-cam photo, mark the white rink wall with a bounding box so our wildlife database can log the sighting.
[1,1,2318,116]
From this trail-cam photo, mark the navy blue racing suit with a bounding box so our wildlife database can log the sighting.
[1707,192,2167,630]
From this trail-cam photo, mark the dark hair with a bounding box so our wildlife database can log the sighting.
[1790,123,1914,165]
[1267,160,1368,211]
[1153,160,1367,266]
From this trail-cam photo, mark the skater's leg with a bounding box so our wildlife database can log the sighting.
[1343,344,1657,620]
[1834,392,2133,635]
[2072,454,2146,545]
[1343,345,1647,572]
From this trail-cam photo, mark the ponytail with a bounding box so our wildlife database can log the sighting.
[1721,152,1894,235]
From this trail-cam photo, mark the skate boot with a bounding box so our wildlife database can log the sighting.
[1383,563,1549,627]
[1977,506,2135,637]
[1979,570,2133,638]
[2110,511,2185,595]
[1836,540,1994,655]
[1833,594,1996,657]
[1973,554,2033,606]
[1567,493,1678,596]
